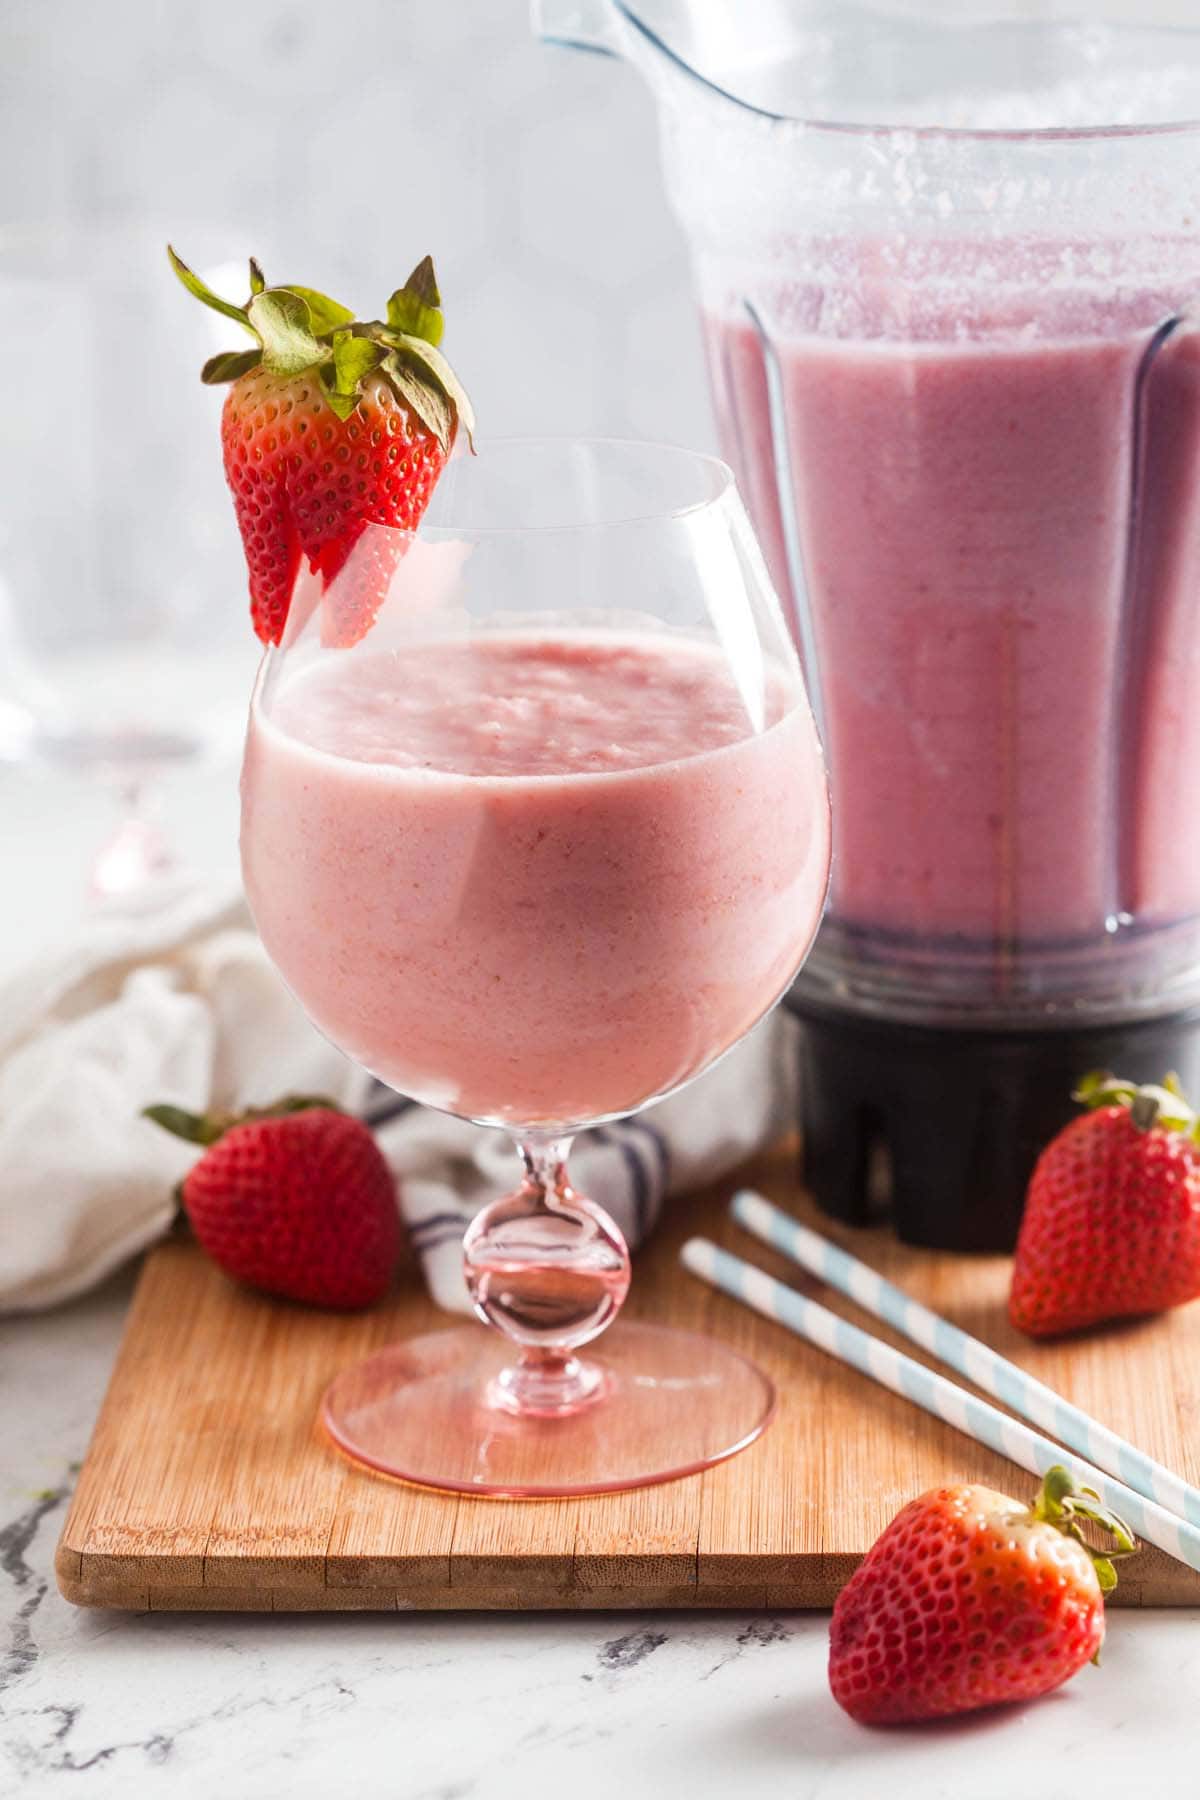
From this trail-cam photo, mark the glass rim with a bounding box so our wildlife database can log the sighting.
[420,434,737,537]
[616,2,1200,143]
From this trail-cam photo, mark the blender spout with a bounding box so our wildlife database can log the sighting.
[530,0,622,58]
[532,1,775,121]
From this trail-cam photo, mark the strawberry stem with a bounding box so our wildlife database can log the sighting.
[1073,1069,1198,1136]
[169,243,474,448]
[1129,1091,1161,1132]
[1031,1464,1138,1595]
[144,1094,341,1148]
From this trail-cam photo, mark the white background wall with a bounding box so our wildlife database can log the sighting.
[8,0,1200,457]
[1,0,713,451]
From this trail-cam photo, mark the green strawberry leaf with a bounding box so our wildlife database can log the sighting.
[381,351,454,452]
[173,243,474,446]
[406,255,441,307]
[142,1104,223,1147]
[144,1094,340,1148]
[1092,1555,1119,1594]
[332,328,383,391]
[387,254,444,346]
[247,1094,342,1119]
[399,335,475,446]
[1073,1070,1120,1104]
[319,375,356,422]
[1032,1465,1138,1595]
[281,284,355,333]
[248,288,328,376]
[167,244,256,337]
[320,329,384,419]
[201,347,264,385]
[373,330,475,448]
[1073,1069,1198,1134]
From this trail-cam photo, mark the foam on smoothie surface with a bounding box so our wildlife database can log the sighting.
[271,634,790,779]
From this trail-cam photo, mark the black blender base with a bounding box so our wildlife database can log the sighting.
[788,995,1200,1252]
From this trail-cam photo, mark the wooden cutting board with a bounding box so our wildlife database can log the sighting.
[56,1142,1200,1611]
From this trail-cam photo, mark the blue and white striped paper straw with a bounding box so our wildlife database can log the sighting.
[732,1188,1200,1533]
[681,1234,1200,1573]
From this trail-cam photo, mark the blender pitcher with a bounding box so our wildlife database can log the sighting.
[535,0,1200,1249]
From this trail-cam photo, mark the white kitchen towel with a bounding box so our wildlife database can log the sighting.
[0,881,798,1314]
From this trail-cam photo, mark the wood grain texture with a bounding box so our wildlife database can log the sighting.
[56,1141,1200,1611]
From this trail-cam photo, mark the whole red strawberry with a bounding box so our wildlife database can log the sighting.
[146,1096,401,1309]
[829,1466,1134,1725]
[169,246,474,646]
[1010,1070,1200,1338]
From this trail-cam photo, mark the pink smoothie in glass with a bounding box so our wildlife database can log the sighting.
[705,297,1200,963]
[241,632,829,1126]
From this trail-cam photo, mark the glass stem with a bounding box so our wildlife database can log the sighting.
[461,1129,633,1419]
[511,1135,585,1406]
[518,1133,574,1204]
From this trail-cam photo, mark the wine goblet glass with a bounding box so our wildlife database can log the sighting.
[240,437,830,1495]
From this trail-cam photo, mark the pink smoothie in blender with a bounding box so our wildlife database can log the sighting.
[713,268,1200,1248]
[539,2,1200,1247]
[707,288,1200,957]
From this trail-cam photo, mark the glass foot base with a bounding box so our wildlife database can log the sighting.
[321,1321,776,1497]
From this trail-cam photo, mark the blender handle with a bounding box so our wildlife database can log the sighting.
[530,0,623,57]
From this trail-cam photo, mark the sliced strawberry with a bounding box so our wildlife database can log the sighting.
[170,247,474,646]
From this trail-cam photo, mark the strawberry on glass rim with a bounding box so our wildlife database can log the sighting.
[168,245,474,647]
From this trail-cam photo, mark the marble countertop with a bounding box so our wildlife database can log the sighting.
[3,761,1198,1799]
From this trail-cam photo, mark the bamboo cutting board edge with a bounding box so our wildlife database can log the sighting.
[55,1143,1200,1611]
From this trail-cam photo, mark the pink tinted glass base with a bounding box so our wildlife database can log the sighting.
[320,1321,776,1497]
